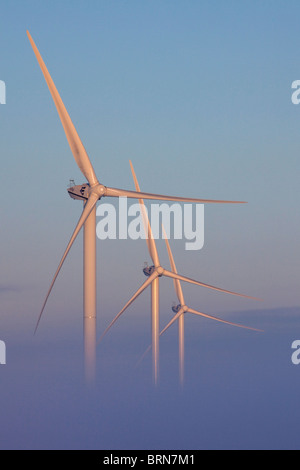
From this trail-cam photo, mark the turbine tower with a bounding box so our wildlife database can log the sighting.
[27,31,245,383]
[100,162,259,385]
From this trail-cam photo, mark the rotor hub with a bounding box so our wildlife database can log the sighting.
[94,184,106,198]
[156,266,164,276]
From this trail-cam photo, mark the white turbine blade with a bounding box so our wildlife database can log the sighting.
[187,308,263,332]
[163,269,261,301]
[98,271,158,342]
[129,160,160,267]
[105,187,246,204]
[27,31,99,187]
[162,226,185,305]
[35,191,99,333]
[160,308,185,336]
[135,344,152,368]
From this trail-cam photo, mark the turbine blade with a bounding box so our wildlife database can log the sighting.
[105,187,246,204]
[129,161,160,267]
[163,270,261,301]
[27,31,98,187]
[160,308,185,336]
[162,226,185,305]
[187,308,263,332]
[35,191,99,333]
[98,272,158,342]
[135,344,152,369]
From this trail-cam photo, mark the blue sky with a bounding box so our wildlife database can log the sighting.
[1,0,300,449]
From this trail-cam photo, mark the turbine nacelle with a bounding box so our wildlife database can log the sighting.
[172,304,188,313]
[143,265,164,277]
[143,265,156,277]
[68,183,90,201]
[172,304,182,314]
[68,183,106,201]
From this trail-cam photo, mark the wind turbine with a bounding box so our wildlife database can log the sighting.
[99,161,259,385]
[27,31,246,382]
[160,229,263,385]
